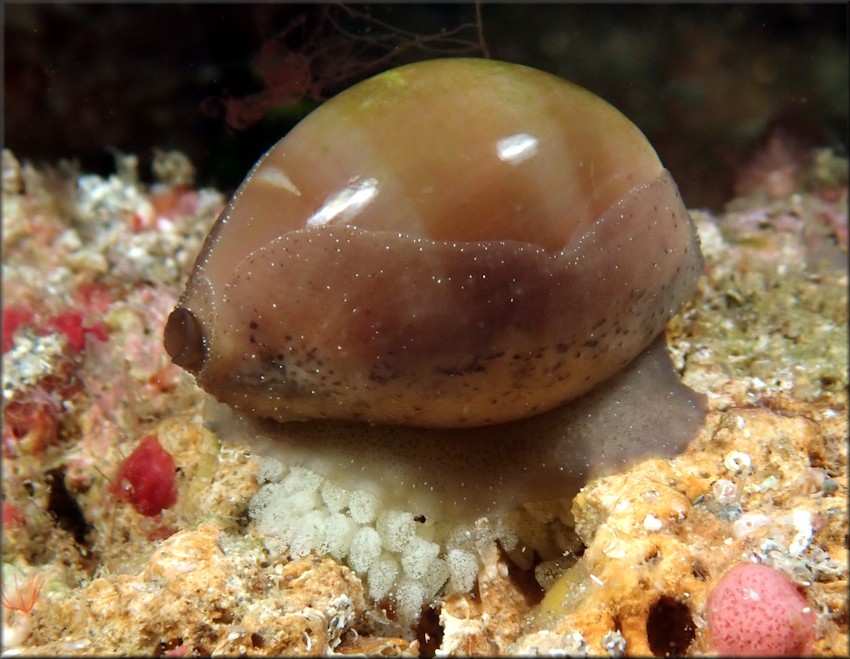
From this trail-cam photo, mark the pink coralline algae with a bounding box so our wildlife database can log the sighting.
[113,435,178,517]
[706,562,816,656]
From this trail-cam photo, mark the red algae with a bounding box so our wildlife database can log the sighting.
[3,304,108,355]
[2,502,26,530]
[2,307,35,353]
[113,435,178,517]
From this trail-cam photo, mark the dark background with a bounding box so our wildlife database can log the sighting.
[4,3,848,209]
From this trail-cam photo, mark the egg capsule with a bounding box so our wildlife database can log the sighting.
[165,58,702,429]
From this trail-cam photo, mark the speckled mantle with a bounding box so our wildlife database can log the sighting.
[1,147,847,655]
